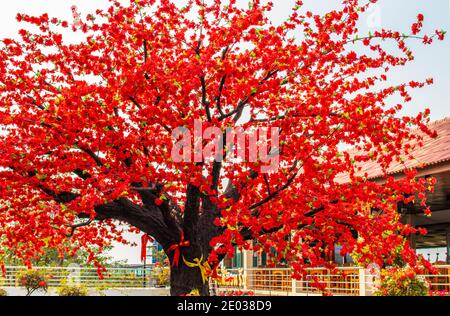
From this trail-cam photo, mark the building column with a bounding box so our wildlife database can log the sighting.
[359,268,368,296]
[243,250,253,270]
[242,250,253,290]
[446,232,450,264]
[291,273,297,296]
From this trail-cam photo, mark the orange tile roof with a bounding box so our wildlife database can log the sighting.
[336,117,450,182]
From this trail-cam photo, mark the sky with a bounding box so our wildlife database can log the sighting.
[0,0,449,264]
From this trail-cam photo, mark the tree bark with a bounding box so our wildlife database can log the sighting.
[169,263,210,296]
[79,196,211,296]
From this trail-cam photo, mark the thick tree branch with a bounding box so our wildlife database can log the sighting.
[89,198,174,248]
[73,168,91,180]
[39,187,78,203]
[131,184,182,235]
[200,76,212,122]
[143,39,148,64]
[183,184,201,243]
[35,179,179,248]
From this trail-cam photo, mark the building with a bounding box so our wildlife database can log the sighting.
[145,240,164,265]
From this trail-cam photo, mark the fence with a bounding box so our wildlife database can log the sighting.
[1,265,450,295]
[0,266,163,289]
[426,266,450,294]
[214,266,450,296]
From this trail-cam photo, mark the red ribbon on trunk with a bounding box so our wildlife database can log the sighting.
[167,231,190,267]
[141,234,154,262]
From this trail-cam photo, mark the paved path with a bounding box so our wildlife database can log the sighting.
[2,287,170,296]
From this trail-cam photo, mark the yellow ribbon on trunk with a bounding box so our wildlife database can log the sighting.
[182,256,212,284]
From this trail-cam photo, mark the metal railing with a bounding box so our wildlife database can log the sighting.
[422,266,450,294]
[214,266,450,296]
[213,267,368,296]
[2,265,449,295]
[0,266,165,289]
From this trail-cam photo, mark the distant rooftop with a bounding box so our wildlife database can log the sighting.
[336,117,450,182]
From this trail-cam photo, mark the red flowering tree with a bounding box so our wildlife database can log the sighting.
[0,0,445,295]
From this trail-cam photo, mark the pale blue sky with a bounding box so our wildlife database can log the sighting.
[267,0,450,121]
[1,1,448,263]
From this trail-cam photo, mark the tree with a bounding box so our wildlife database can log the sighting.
[0,0,445,295]
[0,243,124,268]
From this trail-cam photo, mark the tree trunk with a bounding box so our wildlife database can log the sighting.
[170,264,210,296]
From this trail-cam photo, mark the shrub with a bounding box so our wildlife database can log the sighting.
[152,264,170,287]
[57,284,88,296]
[17,270,49,296]
[0,288,7,296]
[374,267,429,296]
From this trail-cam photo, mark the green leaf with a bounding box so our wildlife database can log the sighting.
[36,173,47,180]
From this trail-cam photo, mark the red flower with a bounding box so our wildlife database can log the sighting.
[417,227,428,235]
[154,198,163,206]
[411,23,421,35]
[38,281,47,287]
[436,30,446,41]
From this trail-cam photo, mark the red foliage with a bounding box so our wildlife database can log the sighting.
[0,0,444,282]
